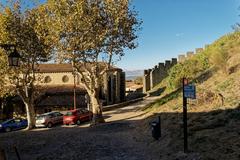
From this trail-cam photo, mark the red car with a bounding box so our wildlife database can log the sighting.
[63,109,93,125]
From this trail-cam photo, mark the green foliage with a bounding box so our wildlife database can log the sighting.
[166,32,240,90]
[155,91,180,106]
[203,32,240,74]
[167,53,210,89]
[142,90,180,111]
[0,0,55,129]
[43,0,141,123]
[0,49,10,97]
[210,46,229,74]
[216,78,234,92]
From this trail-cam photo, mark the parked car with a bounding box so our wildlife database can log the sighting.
[63,109,93,125]
[0,118,27,132]
[35,111,63,128]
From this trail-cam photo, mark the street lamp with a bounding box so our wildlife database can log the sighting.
[8,48,21,67]
[0,44,21,67]
[72,61,77,110]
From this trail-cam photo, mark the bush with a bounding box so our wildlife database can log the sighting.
[210,46,229,74]
[167,53,210,89]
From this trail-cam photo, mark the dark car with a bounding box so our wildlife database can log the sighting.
[35,111,63,128]
[0,118,28,132]
[63,109,93,125]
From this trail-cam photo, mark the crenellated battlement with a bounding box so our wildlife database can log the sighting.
[143,46,206,93]
[143,58,177,93]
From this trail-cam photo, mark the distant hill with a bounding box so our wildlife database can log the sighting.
[124,70,143,80]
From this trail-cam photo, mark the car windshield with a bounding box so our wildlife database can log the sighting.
[36,115,46,120]
[2,119,13,124]
[65,111,75,116]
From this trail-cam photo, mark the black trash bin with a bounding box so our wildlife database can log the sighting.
[150,116,161,140]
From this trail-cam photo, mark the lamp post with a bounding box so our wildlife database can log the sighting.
[0,44,20,67]
[72,61,77,110]
[73,70,76,110]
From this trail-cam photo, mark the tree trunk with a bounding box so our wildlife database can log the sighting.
[24,102,36,130]
[90,93,105,125]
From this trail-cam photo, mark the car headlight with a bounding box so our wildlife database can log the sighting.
[0,124,2,128]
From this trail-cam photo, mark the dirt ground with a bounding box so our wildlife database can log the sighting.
[0,97,160,160]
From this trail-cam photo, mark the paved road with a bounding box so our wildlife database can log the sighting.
[0,96,160,160]
[104,96,159,122]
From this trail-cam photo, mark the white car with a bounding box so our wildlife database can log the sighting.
[35,111,63,128]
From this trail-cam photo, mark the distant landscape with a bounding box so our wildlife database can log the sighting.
[124,70,143,80]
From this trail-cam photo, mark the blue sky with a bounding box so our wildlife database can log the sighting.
[2,0,240,70]
[118,0,240,70]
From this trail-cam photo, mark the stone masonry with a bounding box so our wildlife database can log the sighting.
[143,58,177,93]
[143,47,205,93]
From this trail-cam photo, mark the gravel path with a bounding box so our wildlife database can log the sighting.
[0,97,159,160]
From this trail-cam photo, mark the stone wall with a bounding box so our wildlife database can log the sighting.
[35,72,78,85]
[102,71,126,105]
[143,58,177,92]
[143,47,205,93]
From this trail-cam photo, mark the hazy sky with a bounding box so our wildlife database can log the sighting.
[118,0,240,70]
[2,0,240,70]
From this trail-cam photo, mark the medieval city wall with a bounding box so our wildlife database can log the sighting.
[143,47,205,93]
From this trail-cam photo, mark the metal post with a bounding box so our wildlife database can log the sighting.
[73,72,76,110]
[182,78,188,153]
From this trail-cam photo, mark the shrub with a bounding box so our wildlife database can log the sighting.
[167,53,210,89]
[210,46,229,74]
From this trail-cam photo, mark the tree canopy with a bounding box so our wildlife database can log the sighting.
[0,0,55,129]
[43,0,141,124]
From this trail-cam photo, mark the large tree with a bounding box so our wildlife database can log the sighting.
[0,1,54,129]
[45,0,141,124]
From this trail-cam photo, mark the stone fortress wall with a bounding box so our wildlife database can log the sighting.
[143,47,205,93]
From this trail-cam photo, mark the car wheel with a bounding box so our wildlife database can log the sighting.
[76,120,81,125]
[5,127,11,132]
[90,115,93,121]
[47,122,53,128]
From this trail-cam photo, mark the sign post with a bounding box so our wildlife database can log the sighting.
[182,78,188,153]
[182,78,196,153]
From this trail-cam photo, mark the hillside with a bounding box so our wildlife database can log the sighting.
[125,70,143,80]
[141,31,240,160]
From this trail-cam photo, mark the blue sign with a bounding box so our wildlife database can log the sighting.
[184,84,196,99]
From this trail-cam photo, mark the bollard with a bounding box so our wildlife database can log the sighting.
[150,115,161,140]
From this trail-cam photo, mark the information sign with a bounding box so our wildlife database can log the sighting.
[183,84,196,99]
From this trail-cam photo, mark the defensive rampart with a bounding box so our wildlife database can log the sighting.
[143,47,205,93]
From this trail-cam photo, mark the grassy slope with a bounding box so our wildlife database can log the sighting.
[140,32,240,160]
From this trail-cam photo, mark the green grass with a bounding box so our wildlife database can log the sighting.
[216,78,234,92]
[142,89,181,111]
